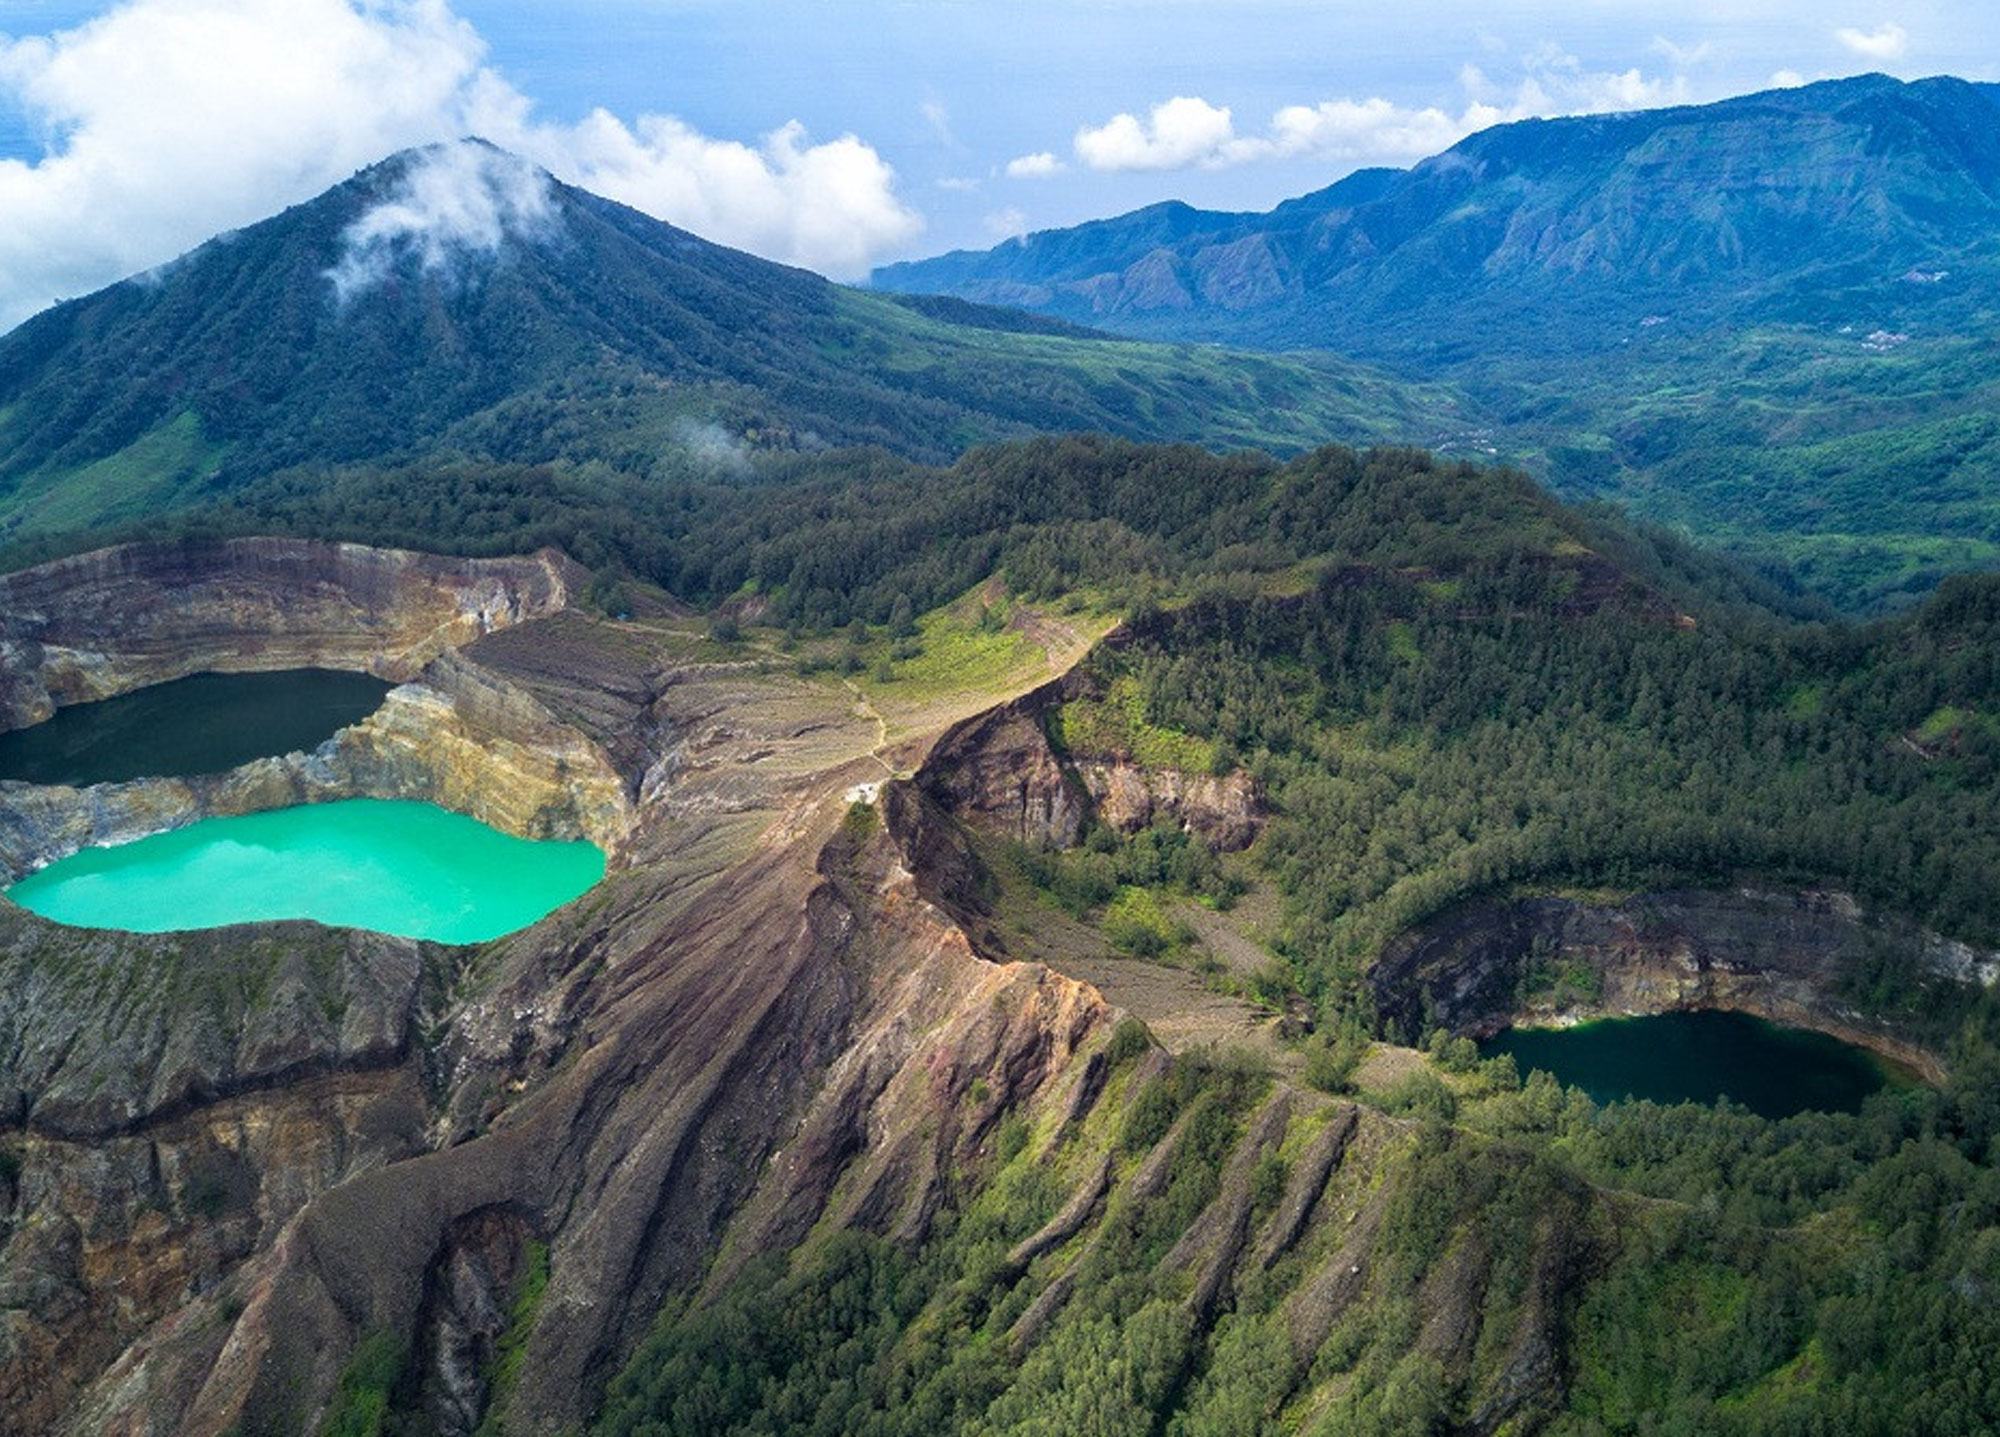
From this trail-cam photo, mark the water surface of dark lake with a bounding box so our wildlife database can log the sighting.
[1479,1009,1897,1118]
[0,668,394,787]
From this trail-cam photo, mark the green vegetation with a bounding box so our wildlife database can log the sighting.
[1001,818,1244,927]
[596,1050,1280,1437]
[1050,674,1216,774]
[555,435,2000,1432]
[1103,558,2000,1020]
[319,1330,406,1437]
[0,149,1446,546]
[859,598,1046,704]
[8,306,2000,1426]
[1517,331,2000,612]
[584,988,2000,1436]
[475,1240,552,1437]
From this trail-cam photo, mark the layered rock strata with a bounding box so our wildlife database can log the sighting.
[1074,758,1264,850]
[0,547,1129,1434]
[919,672,1267,852]
[0,538,580,732]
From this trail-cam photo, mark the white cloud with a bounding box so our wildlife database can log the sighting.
[920,98,955,145]
[1265,98,1501,165]
[0,0,488,329]
[984,207,1029,239]
[326,141,556,301]
[496,111,921,281]
[0,0,921,333]
[1074,96,1238,171]
[1651,37,1715,68]
[1770,69,1808,88]
[1835,22,1909,60]
[1065,49,1697,177]
[1005,150,1065,179]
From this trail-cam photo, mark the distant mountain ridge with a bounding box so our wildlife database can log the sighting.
[876,74,2000,610]
[0,141,1440,544]
[876,74,2000,358]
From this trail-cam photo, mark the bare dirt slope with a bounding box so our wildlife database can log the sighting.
[0,550,1127,1435]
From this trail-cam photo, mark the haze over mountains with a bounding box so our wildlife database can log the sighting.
[879,74,2000,609]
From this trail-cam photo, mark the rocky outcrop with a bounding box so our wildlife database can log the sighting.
[0,538,580,732]
[919,674,1266,853]
[1075,758,1265,850]
[0,901,435,1434]
[919,677,1089,847]
[0,907,426,1140]
[0,552,1134,1435]
[1370,888,1994,1078]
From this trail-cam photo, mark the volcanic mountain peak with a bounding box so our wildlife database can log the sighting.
[321,139,567,302]
[0,140,1437,549]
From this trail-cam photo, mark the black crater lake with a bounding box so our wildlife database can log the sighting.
[0,668,395,787]
[1478,1009,1898,1118]
[6,799,606,944]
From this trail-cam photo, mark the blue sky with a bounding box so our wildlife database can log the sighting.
[0,0,1994,329]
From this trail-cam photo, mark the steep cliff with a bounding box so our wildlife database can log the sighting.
[1073,758,1265,851]
[1370,888,1994,1080]
[918,667,1267,853]
[918,676,1091,848]
[0,538,580,732]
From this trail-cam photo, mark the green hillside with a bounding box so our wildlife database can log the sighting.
[0,142,1448,545]
[546,436,2000,1436]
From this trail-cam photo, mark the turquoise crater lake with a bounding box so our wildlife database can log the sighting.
[1478,1009,1899,1119]
[5,799,605,944]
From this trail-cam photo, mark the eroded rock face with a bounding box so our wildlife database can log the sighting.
[919,678,1089,848]
[0,538,580,732]
[1075,759,1264,851]
[919,675,1266,853]
[1370,888,1992,1079]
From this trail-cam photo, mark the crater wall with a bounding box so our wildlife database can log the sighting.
[1369,888,1997,1081]
[0,537,581,732]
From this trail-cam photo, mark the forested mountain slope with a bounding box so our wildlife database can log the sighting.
[877,75,2000,356]
[0,142,1441,545]
[4,438,2000,1432]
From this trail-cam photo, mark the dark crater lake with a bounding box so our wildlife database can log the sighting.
[0,668,394,786]
[1478,1009,1900,1118]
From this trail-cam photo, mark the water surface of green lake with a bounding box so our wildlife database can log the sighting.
[6,799,604,943]
[1478,1009,1897,1118]
[0,669,393,787]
